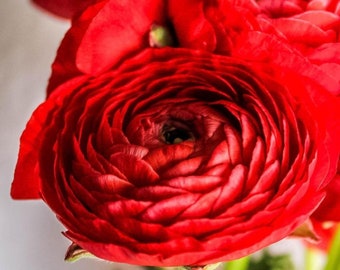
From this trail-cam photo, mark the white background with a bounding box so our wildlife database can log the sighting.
[0,1,140,269]
[0,1,314,270]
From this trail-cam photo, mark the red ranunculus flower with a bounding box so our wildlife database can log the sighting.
[11,47,340,266]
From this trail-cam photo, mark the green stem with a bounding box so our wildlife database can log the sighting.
[225,256,250,270]
[305,247,323,270]
[324,225,340,270]
[144,267,164,270]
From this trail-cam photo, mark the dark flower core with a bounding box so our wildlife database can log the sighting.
[162,124,195,144]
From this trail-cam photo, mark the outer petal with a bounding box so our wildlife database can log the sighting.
[168,0,217,52]
[232,31,340,94]
[11,77,87,199]
[32,0,99,18]
[257,0,305,16]
[271,17,337,46]
[47,1,108,94]
[75,0,165,74]
[47,0,165,94]
[307,0,340,14]
[293,10,340,30]
[313,172,340,222]
[10,114,45,199]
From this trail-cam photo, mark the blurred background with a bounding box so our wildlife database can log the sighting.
[0,1,316,270]
[0,1,136,269]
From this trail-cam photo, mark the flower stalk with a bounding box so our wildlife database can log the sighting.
[305,248,323,270]
[224,256,250,270]
[324,225,340,270]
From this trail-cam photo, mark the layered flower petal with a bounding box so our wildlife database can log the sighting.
[12,48,339,266]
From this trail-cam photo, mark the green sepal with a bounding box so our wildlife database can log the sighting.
[64,242,95,262]
[146,262,222,270]
[183,262,222,270]
[248,250,295,270]
[324,224,340,270]
[225,256,250,270]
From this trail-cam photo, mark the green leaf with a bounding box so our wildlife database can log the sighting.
[324,225,340,270]
[225,256,250,270]
[305,248,324,270]
[248,250,295,270]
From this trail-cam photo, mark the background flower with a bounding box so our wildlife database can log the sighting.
[256,0,340,95]
[35,0,340,99]
[0,1,117,269]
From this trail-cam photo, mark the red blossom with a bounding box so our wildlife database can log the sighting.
[11,0,340,266]
[11,48,340,266]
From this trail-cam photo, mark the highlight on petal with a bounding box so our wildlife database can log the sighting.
[293,10,340,30]
[307,0,340,15]
[272,17,336,45]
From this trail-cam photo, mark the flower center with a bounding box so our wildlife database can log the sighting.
[162,125,194,144]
